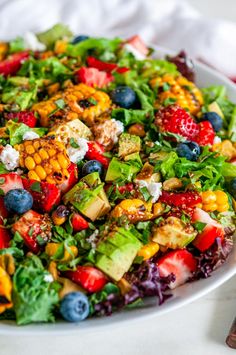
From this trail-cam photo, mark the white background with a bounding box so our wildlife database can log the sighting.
[1,1,236,354]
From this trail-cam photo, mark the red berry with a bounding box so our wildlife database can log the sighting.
[155,105,199,140]
[0,220,11,249]
[76,67,114,88]
[64,266,107,293]
[159,191,202,208]
[87,56,129,74]
[0,173,23,194]
[5,111,37,128]
[71,213,89,232]
[85,141,110,168]
[126,35,149,56]
[0,51,29,76]
[58,163,78,194]
[193,121,215,146]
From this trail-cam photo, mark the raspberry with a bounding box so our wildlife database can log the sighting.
[5,111,37,128]
[155,105,199,140]
[159,191,202,208]
[193,121,215,146]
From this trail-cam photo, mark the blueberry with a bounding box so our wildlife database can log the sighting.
[82,160,103,176]
[227,178,236,198]
[60,292,90,322]
[202,112,223,132]
[110,86,136,109]
[176,141,201,161]
[72,35,89,44]
[4,189,33,214]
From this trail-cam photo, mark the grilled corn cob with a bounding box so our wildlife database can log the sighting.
[32,83,111,127]
[150,74,203,115]
[15,136,70,184]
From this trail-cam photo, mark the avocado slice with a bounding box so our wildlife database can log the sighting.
[208,101,224,119]
[105,157,141,182]
[95,227,142,281]
[152,216,197,249]
[118,133,141,158]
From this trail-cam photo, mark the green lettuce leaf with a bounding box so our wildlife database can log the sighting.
[6,121,46,146]
[66,37,121,58]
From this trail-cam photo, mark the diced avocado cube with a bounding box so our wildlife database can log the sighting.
[105,157,141,182]
[118,133,141,158]
[208,101,224,119]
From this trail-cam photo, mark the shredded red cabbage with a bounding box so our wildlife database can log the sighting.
[167,50,195,82]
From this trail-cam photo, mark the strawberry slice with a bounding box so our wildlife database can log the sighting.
[87,56,129,74]
[0,220,11,249]
[85,141,110,168]
[0,173,23,194]
[71,213,89,232]
[191,207,224,251]
[64,266,107,293]
[160,191,202,208]
[193,121,215,146]
[126,35,149,56]
[0,197,9,218]
[155,105,199,140]
[76,67,114,88]
[5,111,37,128]
[22,179,61,213]
[157,249,197,289]
[12,209,51,253]
[0,51,29,76]
[58,163,78,194]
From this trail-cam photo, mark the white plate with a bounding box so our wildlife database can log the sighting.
[1,46,236,335]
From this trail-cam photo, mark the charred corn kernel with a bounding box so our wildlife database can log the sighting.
[215,190,228,204]
[54,40,68,54]
[24,156,36,170]
[217,203,230,213]
[138,242,159,260]
[203,203,218,212]
[150,74,203,115]
[16,137,70,184]
[196,203,203,209]
[52,205,69,226]
[45,243,78,262]
[128,123,146,137]
[153,202,165,217]
[25,145,35,154]
[32,83,111,127]
[201,191,216,204]
[111,199,153,222]
[212,140,236,161]
[47,82,60,96]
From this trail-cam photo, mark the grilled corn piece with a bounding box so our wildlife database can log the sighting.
[150,74,203,115]
[32,83,111,127]
[15,136,70,184]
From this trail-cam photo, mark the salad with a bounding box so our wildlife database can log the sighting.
[0,24,235,325]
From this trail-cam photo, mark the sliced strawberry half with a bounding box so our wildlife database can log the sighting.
[71,213,89,232]
[5,111,37,128]
[160,191,202,208]
[157,249,197,289]
[0,173,23,194]
[0,196,9,218]
[0,51,29,76]
[193,121,215,146]
[58,162,78,194]
[76,67,114,88]
[85,141,110,168]
[126,35,149,56]
[64,266,107,293]
[22,179,61,213]
[155,105,199,140]
[87,56,129,74]
[0,220,11,249]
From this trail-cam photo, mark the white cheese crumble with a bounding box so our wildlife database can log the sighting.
[23,31,46,51]
[112,119,124,140]
[0,144,19,171]
[23,131,40,141]
[123,43,146,60]
[137,180,162,203]
[86,229,99,249]
[213,136,222,144]
[44,274,54,283]
[67,138,88,163]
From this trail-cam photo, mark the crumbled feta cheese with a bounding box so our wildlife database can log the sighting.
[94,119,124,148]
[23,31,46,51]
[67,138,88,163]
[213,136,222,144]
[44,274,54,283]
[123,43,146,60]
[112,119,124,138]
[23,131,40,141]
[0,145,19,171]
[137,180,162,203]
[86,229,99,249]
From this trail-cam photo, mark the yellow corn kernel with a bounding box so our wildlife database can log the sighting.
[217,203,229,213]
[28,170,40,181]
[33,140,40,150]
[39,148,49,160]
[138,242,159,260]
[48,148,57,157]
[50,159,61,171]
[203,203,218,212]
[45,243,78,262]
[58,153,69,169]
[46,176,56,184]
[153,202,165,217]
[25,145,35,154]
[35,166,47,180]
[25,156,36,170]
[215,190,228,205]
[34,153,42,164]
[19,157,25,167]
[201,191,216,204]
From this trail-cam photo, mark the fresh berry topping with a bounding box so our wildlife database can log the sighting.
[71,213,89,232]
[87,56,129,74]
[157,249,197,289]
[4,188,33,214]
[0,51,29,77]
[167,51,195,82]
[160,191,202,208]
[0,197,9,218]
[0,220,11,249]
[57,163,78,194]
[0,173,23,194]
[82,160,103,177]
[5,111,37,128]
[126,35,149,56]
[60,292,90,322]
[193,121,215,146]
[64,266,107,293]
[85,141,110,168]
[76,67,114,88]
[202,112,223,132]
[155,105,199,140]
[71,35,89,44]
[176,141,201,161]
[110,86,136,109]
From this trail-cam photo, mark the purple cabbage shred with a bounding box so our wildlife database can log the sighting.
[167,50,195,82]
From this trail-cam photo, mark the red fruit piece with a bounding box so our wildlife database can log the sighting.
[85,141,110,168]
[155,105,199,140]
[0,173,23,194]
[22,179,61,213]
[76,67,114,88]
[0,220,11,249]
[5,111,37,128]
[0,51,29,76]
[160,191,202,208]
[64,266,107,293]
[126,35,149,56]
[157,249,197,289]
[71,213,89,232]
[193,121,215,146]
[58,163,78,194]
[12,210,51,253]
[87,56,129,74]
[0,197,9,218]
